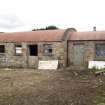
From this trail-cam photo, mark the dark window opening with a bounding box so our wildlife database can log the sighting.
[48,49,52,53]
[16,45,22,47]
[96,43,105,57]
[29,45,38,56]
[43,44,53,56]
[0,45,5,53]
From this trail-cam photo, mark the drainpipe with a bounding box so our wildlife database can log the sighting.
[26,45,29,68]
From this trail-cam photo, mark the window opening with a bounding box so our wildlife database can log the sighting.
[0,45,5,53]
[29,45,38,56]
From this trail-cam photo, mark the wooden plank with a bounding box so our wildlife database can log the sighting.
[38,60,58,70]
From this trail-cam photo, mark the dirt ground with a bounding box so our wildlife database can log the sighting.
[0,69,105,105]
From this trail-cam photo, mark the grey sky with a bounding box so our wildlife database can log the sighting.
[0,15,23,28]
[0,14,32,32]
[0,0,105,32]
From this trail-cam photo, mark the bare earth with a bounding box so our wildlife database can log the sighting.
[0,69,105,105]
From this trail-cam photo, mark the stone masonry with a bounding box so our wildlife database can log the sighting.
[0,42,65,69]
[68,41,105,69]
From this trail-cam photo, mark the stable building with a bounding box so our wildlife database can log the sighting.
[0,28,75,69]
[68,31,105,70]
[0,28,105,70]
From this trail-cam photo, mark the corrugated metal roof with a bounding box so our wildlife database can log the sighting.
[70,31,105,40]
[0,30,65,42]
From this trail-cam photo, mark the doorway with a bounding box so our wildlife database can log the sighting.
[73,44,84,66]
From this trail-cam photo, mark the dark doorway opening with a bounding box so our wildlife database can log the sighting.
[29,45,38,56]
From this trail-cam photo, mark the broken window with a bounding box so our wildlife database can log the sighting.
[43,44,53,56]
[0,45,5,53]
[96,43,105,57]
[15,45,22,55]
[29,45,38,56]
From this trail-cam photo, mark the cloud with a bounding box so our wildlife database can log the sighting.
[0,14,24,32]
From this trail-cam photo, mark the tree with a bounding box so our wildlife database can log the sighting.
[32,25,59,31]
[46,26,58,30]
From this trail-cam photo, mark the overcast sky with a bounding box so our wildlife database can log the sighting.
[0,0,105,32]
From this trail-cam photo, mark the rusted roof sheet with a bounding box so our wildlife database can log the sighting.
[70,31,105,40]
[0,30,65,42]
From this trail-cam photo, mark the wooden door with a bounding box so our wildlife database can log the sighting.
[73,44,84,66]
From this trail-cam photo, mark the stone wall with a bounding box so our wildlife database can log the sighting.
[0,42,27,68]
[68,41,95,69]
[2,40,105,69]
[37,42,65,68]
[0,42,65,69]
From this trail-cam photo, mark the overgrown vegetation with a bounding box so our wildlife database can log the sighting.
[93,85,105,105]
[89,66,105,74]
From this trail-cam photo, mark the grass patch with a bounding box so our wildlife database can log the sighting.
[94,87,105,105]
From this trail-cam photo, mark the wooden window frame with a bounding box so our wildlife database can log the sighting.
[95,43,105,57]
[43,44,53,56]
[15,44,22,56]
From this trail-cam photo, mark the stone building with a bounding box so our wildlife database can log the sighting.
[68,31,105,70]
[0,28,75,69]
[0,28,105,70]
